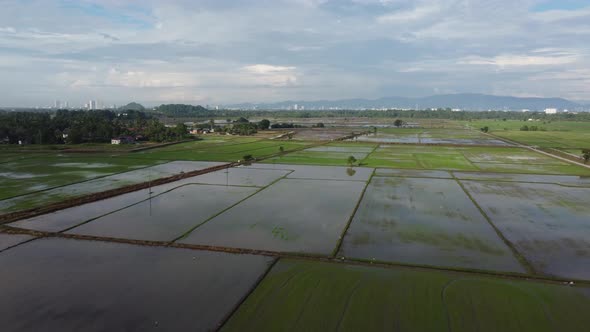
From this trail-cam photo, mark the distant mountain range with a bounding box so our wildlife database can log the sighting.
[227,93,586,111]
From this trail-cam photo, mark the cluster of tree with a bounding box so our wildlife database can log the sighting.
[520,125,546,131]
[154,104,214,118]
[583,149,590,164]
[270,123,305,129]
[0,110,187,144]
[228,123,257,135]
[480,126,489,133]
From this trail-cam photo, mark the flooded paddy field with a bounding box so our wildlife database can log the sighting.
[461,180,590,280]
[375,168,453,178]
[0,161,224,214]
[454,172,590,187]
[223,259,590,332]
[339,176,524,272]
[249,163,373,181]
[8,166,286,233]
[0,237,274,331]
[132,138,312,162]
[67,184,258,241]
[286,128,359,140]
[352,128,510,146]
[0,233,33,251]
[179,178,366,255]
[0,154,163,200]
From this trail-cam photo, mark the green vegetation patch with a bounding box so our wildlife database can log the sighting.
[362,145,590,175]
[223,259,590,332]
[133,138,311,162]
[0,154,162,200]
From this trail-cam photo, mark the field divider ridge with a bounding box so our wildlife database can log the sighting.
[330,168,375,258]
[0,162,238,224]
[169,169,296,243]
[451,172,537,275]
[3,225,589,286]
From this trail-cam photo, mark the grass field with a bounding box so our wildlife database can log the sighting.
[467,120,590,149]
[132,137,313,162]
[364,145,590,175]
[223,259,590,332]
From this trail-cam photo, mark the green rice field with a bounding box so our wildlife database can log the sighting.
[223,259,590,332]
[3,124,590,331]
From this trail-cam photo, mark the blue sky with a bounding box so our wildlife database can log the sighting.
[0,0,589,106]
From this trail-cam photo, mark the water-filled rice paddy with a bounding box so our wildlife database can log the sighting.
[67,184,258,241]
[0,233,33,251]
[454,172,590,187]
[352,128,509,146]
[223,259,590,332]
[0,154,162,200]
[0,161,224,213]
[249,164,373,181]
[461,180,590,280]
[0,237,274,331]
[179,178,366,255]
[338,176,524,272]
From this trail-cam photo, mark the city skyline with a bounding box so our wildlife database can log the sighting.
[0,0,589,106]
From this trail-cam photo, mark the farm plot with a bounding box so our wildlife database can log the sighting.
[0,237,273,332]
[493,131,590,149]
[264,150,369,166]
[364,145,477,170]
[133,138,311,162]
[223,259,590,332]
[375,168,452,178]
[287,128,356,140]
[249,164,373,181]
[0,233,33,251]
[339,176,524,272]
[9,166,291,233]
[363,145,590,175]
[179,178,366,255]
[67,184,258,242]
[454,172,590,187]
[461,180,590,280]
[0,154,162,200]
[354,128,508,146]
[0,161,224,213]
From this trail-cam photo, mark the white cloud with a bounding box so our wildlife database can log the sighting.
[377,4,440,24]
[460,54,579,67]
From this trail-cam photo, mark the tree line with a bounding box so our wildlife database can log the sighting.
[0,110,188,144]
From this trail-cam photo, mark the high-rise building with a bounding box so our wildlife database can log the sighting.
[54,100,61,109]
[88,100,97,110]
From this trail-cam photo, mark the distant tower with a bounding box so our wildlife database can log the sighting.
[54,100,60,109]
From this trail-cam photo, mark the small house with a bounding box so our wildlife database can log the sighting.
[111,136,135,145]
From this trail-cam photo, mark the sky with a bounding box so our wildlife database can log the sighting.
[0,0,589,107]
